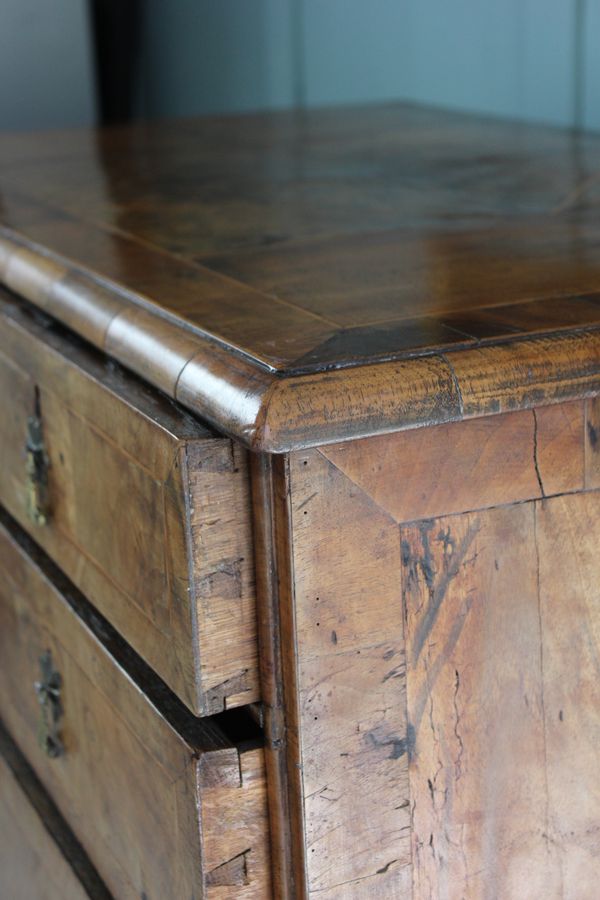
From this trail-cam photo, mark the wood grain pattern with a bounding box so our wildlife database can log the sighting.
[535,401,585,496]
[253,399,600,897]
[249,454,303,900]
[0,295,258,715]
[2,235,600,452]
[0,512,271,900]
[2,103,600,449]
[536,492,600,892]
[0,745,98,900]
[5,101,600,899]
[402,493,600,898]
[266,449,413,898]
[321,401,585,523]
[199,748,272,899]
[584,395,600,489]
[448,331,600,420]
[403,504,553,897]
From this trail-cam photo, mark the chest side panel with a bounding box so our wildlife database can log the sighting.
[273,398,597,898]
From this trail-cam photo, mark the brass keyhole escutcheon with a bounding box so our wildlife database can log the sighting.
[34,650,64,759]
[25,411,50,527]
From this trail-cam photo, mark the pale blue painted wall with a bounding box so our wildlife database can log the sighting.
[1,1,598,131]
[0,0,96,130]
[135,0,598,130]
[583,0,600,129]
[135,0,296,117]
[301,0,576,125]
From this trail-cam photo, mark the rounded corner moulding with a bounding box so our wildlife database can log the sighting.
[1,229,600,453]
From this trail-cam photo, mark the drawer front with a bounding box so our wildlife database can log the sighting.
[0,745,96,900]
[0,513,271,900]
[0,293,258,714]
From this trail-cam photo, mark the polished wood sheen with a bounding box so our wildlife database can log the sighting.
[4,103,600,899]
[0,292,258,714]
[2,104,600,449]
[0,513,271,899]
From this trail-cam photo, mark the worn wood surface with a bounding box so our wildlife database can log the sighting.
[535,492,600,891]
[249,454,302,900]
[255,450,413,898]
[403,504,552,897]
[251,399,600,897]
[402,493,600,898]
[0,735,106,900]
[0,294,258,714]
[0,755,91,900]
[290,449,412,898]
[322,400,585,522]
[2,104,600,448]
[584,395,600,488]
[4,101,600,897]
[0,512,271,899]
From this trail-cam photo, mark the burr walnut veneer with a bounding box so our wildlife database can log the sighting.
[2,102,600,898]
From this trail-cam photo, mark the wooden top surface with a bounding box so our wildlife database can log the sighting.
[1,102,600,450]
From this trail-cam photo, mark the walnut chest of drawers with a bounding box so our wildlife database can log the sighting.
[1,103,600,899]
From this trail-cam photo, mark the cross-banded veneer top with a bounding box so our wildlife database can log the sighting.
[1,102,600,450]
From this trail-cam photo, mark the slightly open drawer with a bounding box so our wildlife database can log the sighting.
[0,511,270,899]
[0,291,258,714]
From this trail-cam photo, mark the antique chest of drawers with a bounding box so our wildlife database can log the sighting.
[1,103,600,899]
